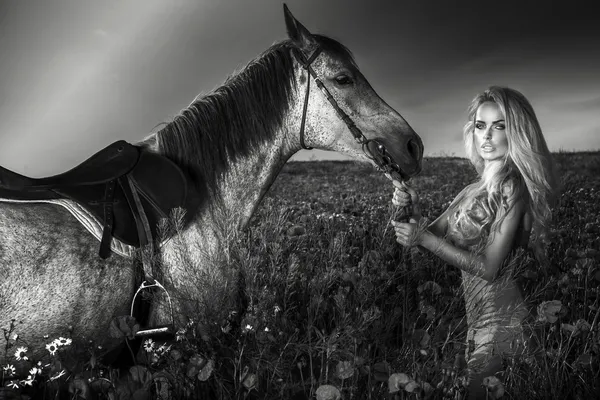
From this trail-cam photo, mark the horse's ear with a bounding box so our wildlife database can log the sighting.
[283,4,316,50]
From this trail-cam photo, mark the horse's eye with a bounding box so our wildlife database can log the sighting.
[334,74,353,86]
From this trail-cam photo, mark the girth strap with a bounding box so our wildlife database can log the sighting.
[122,175,155,278]
[99,180,117,259]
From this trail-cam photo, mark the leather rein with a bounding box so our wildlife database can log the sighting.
[293,45,407,183]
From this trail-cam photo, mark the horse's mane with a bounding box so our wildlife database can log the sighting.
[143,35,354,194]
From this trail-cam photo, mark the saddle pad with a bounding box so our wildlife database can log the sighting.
[0,197,135,258]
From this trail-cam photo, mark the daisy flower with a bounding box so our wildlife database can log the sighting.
[12,334,18,341]
[7,380,19,389]
[29,367,41,376]
[3,364,16,375]
[176,328,186,342]
[143,339,155,353]
[46,342,58,356]
[14,346,28,361]
[21,375,34,386]
[56,337,72,346]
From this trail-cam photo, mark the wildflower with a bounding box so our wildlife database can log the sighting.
[198,359,215,382]
[7,380,19,389]
[537,300,564,324]
[12,334,18,341]
[241,372,258,390]
[417,281,442,296]
[420,303,436,320]
[3,364,15,375]
[156,344,171,355]
[575,353,593,369]
[571,267,584,276]
[264,327,270,332]
[176,328,186,342]
[334,361,354,380]
[244,324,253,332]
[558,273,570,286]
[46,342,58,356]
[482,376,505,399]
[405,381,421,393]
[14,346,28,361]
[49,369,66,381]
[273,305,282,315]
[29,367,41,376]
[143,339,155,352]
[21,375,34,386]
[315,385,341,400]
[56,337,72,346]
[575,319,592,333]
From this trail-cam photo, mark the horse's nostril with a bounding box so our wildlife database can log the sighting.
[407,138,420,161]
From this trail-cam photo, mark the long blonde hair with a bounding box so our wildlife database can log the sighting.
[450,86,558,258]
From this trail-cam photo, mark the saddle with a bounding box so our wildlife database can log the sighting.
[0,140,188,259]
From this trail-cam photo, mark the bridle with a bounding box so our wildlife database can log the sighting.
[293,45,408,183]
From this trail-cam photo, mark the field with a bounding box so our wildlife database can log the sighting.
[2,152,600,399]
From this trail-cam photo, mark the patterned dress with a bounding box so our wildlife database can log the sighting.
[445,195,532,377]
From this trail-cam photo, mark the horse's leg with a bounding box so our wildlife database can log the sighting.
[0,203,135,364]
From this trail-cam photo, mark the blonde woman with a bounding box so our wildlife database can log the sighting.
[391,86,558,398]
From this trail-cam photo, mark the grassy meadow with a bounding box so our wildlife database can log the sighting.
[2,152,600,399]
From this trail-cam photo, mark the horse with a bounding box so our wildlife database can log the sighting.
[0,5,423,362]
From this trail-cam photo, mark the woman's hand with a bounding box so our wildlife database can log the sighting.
[391,179,422,220]
[391,179,425,247]
[391,220,423,247]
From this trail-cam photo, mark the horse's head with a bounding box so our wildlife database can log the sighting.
[284,5,423,180]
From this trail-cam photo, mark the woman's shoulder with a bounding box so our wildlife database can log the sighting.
[500,174,527,208]
[501,173,520,195]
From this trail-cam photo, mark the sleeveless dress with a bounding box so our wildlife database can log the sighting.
[445,196,532,378]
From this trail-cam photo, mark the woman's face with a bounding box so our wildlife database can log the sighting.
[473,101,508,163]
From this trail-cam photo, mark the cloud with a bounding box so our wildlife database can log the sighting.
[558,95,600,112]
[93,28,109,38]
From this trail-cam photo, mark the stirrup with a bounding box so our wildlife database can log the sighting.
[131,279,175,339]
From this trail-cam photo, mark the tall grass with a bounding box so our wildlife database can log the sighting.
[1,153,599,399]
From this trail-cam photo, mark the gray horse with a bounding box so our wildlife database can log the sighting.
[0,5,423,362]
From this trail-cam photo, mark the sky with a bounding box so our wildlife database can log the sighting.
[0,0,598,176]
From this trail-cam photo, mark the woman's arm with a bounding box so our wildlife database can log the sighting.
[419,198,526,282]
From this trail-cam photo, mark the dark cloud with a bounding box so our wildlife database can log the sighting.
[0,0,598,173]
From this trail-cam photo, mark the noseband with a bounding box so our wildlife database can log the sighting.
[293,46,408,182]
